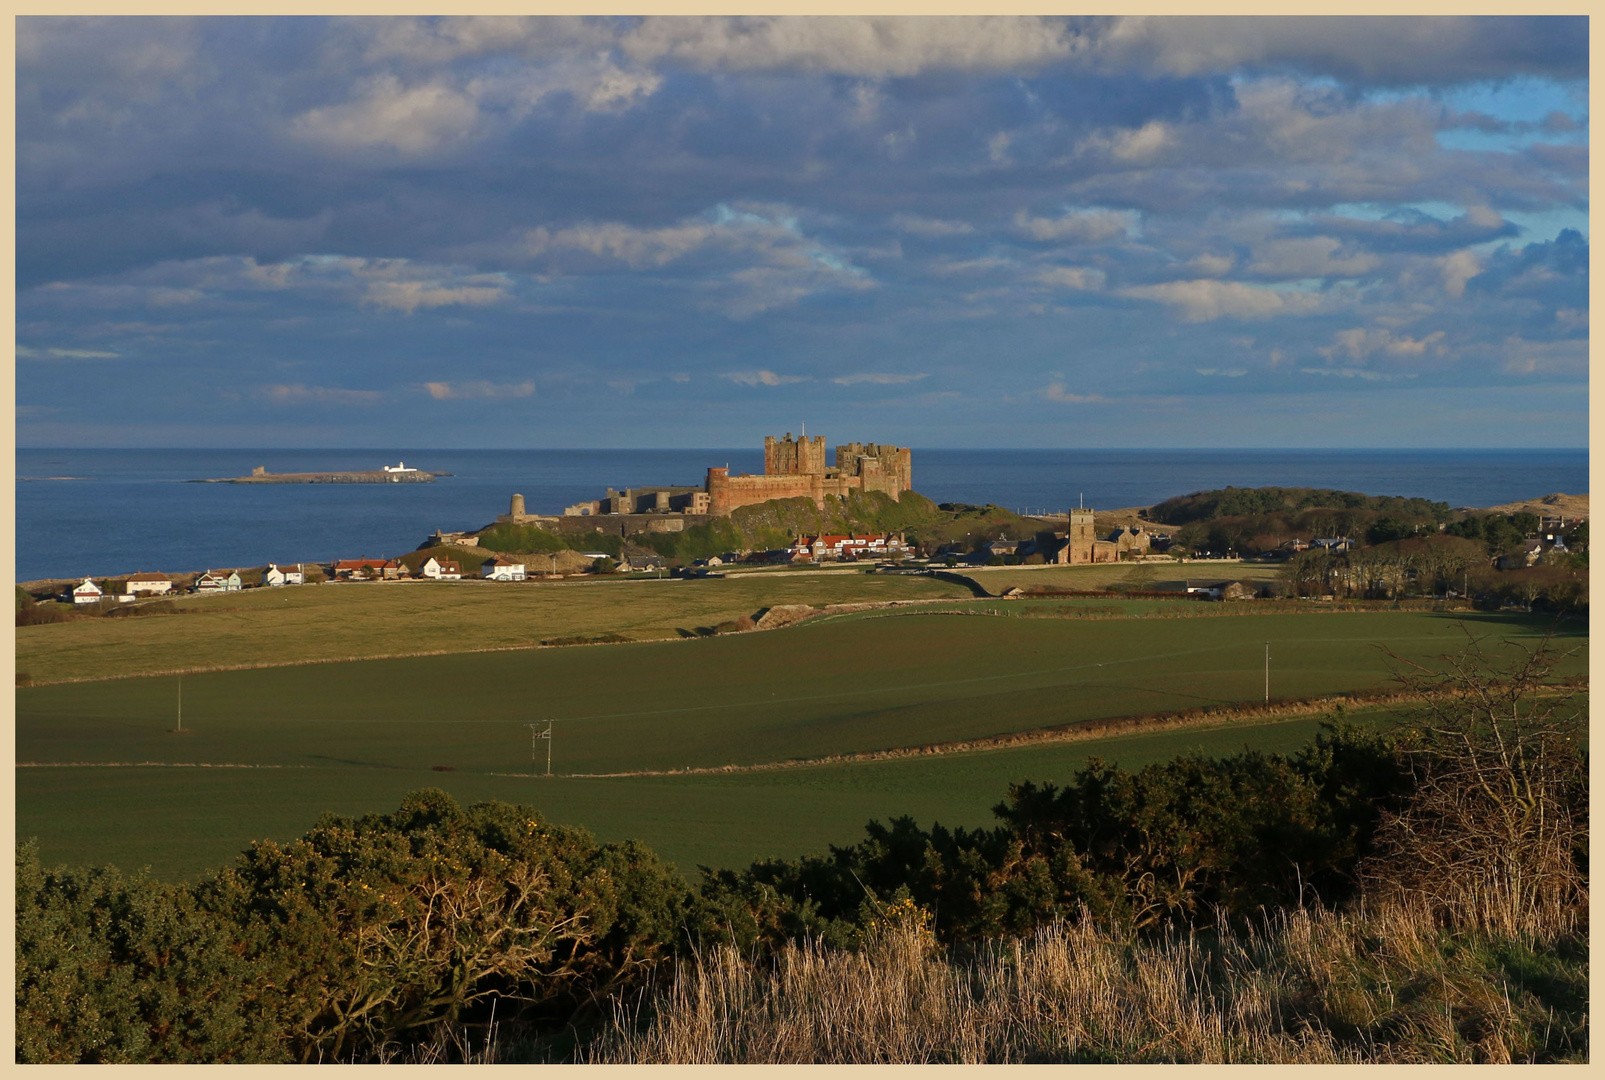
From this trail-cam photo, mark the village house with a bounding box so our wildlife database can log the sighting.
[261,563,304,587]
[792,532,904,561]
[332,558,403,580]
[194,570,242,593]
[1496,539,1548,571]
[69,578,102,604]
[418,557,463,580]
[626,555,667,573]
[124,571,174,596]
[481,557,527,581]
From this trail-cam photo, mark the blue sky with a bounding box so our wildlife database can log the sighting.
[15,16,1589,448]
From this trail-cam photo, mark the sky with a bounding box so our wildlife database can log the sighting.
[14,16,1590,449]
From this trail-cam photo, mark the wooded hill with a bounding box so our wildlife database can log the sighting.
[1150,486,1451,526]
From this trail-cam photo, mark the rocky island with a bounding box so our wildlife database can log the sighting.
[193,462,450,484]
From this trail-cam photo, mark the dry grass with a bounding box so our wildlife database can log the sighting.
[584,903,1585,1064]
[956,561,1283,594]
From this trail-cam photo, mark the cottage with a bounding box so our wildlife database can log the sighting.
[625,555,666,573]
[124,571,174,596]
[419,557,463,580]
[194,570,242,593]
[481,557,527,581]
[1311,537,1353,552]
[262,563,304,587]
[70,578,103,604]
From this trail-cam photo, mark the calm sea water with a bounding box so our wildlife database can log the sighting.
[14,448,1588,582]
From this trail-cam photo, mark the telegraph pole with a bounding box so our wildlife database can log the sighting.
[176,673,183,733]
[1264,642,1270,703]
[528,720,555,776]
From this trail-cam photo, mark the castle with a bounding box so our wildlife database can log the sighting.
[706,434,912,516]
[559,433,912,519]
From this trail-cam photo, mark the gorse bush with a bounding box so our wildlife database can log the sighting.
[17,792,689,1063]
[694,723,1410,948]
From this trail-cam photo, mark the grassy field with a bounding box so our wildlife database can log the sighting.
[16,605,1581,881]
[15,572,971,684]
[951,561,1283,593]
[17,706,1395,882]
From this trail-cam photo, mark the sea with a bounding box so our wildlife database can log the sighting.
[14,448,1588,583]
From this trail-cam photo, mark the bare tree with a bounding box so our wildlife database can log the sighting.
[1365,628,1587,938]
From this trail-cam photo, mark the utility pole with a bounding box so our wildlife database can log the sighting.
[176,673,183,732]
[1264,642,1270,703]
[528,720,555,776]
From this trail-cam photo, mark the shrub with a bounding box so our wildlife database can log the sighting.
[17,793,694,1063]
[696,723,1410,946]
[1364,633,1588,937]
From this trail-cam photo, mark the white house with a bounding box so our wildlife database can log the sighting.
[124,572,174,596]
[419,556,463,580]
[194,570,242,593]
[262,563,304,587]
[481,557,527,581]
[70,578,103,604]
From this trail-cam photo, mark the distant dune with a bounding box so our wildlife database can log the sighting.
[1482,493,1589,518]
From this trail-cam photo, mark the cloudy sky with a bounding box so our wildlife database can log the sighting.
[15,16,1589,448]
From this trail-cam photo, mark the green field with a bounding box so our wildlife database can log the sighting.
[17,605,1582,881]
[16,708,1391,882]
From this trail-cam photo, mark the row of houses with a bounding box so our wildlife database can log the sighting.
[329,556,529,581]
[64,555,536,604]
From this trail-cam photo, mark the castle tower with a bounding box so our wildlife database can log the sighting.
[764,433,827,476]
[510,493,526,518]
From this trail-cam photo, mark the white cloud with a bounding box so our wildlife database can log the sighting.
[1033,266,1107,291]
[1299,367,1418,382]
[255,383,385,405]
[1039,382,1108,403]
[291,75,481,155]
[1247,236,1379,278]
[1498,336,1587,376]
[1120,279,1323,321]
[1319,327,1448,363]
[832,372,928,385]
[1438,249,1482,298]
[619,16,1083,77]
[16,345,120,360]
[722,369,808,386]
[524,221,716,269]
[1186,252,1236,277]
[363,280,507,314]
[1014,207,1134,244]
[1195,367,1248,377]
[891,214,974,238]
[423,380,535,400]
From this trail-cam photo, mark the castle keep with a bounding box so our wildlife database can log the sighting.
[707,434,912,516]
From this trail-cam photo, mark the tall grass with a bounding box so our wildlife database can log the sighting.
[583,902,1585,1064]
